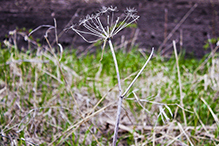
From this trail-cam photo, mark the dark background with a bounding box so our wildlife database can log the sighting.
[0,0,218,57]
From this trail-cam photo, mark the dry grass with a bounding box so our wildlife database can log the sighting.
[0,28,219,145]
[1,5,219,144]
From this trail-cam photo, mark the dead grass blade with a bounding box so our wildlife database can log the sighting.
[173,40,187,126]
[177,122,194,146]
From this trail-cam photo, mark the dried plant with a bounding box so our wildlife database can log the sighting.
[68,6,139,42]
[68,6,153,145]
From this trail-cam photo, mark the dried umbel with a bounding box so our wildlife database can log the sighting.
[68,6,139,43]
[68,6,153,146]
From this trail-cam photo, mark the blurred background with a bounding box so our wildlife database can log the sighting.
[1,1,219,145]
[0,0,218,57]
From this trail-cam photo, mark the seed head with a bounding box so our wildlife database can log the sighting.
[99,6,118,14]
[68,6,139,43]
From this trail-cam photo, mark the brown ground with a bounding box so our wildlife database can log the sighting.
[0,0,219,58]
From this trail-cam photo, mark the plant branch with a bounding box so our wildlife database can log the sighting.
[122,47,154,97]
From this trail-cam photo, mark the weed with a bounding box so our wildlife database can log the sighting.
[68,6,154,145]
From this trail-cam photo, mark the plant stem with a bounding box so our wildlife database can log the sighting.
[113,95,123,146]
[108,38,122,146]
[108,39,122,95]
[122,48,154,97]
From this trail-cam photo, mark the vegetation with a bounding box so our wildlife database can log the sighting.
[0,39,219,145]
[0,6,219,146]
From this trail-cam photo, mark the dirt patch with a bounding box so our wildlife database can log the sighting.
[0,0,218,57]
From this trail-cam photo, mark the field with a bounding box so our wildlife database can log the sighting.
[1,34,219,145]
[0,0,219,146]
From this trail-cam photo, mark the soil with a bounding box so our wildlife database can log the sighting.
[0,0,219,58]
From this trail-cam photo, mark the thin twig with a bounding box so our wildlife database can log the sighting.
[164,8,168,40]
[28,25,55,36]
[52,9,80,46]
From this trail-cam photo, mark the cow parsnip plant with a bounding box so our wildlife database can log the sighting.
[68,6,153,145]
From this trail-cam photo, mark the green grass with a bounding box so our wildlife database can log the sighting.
[0,44,219,145]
